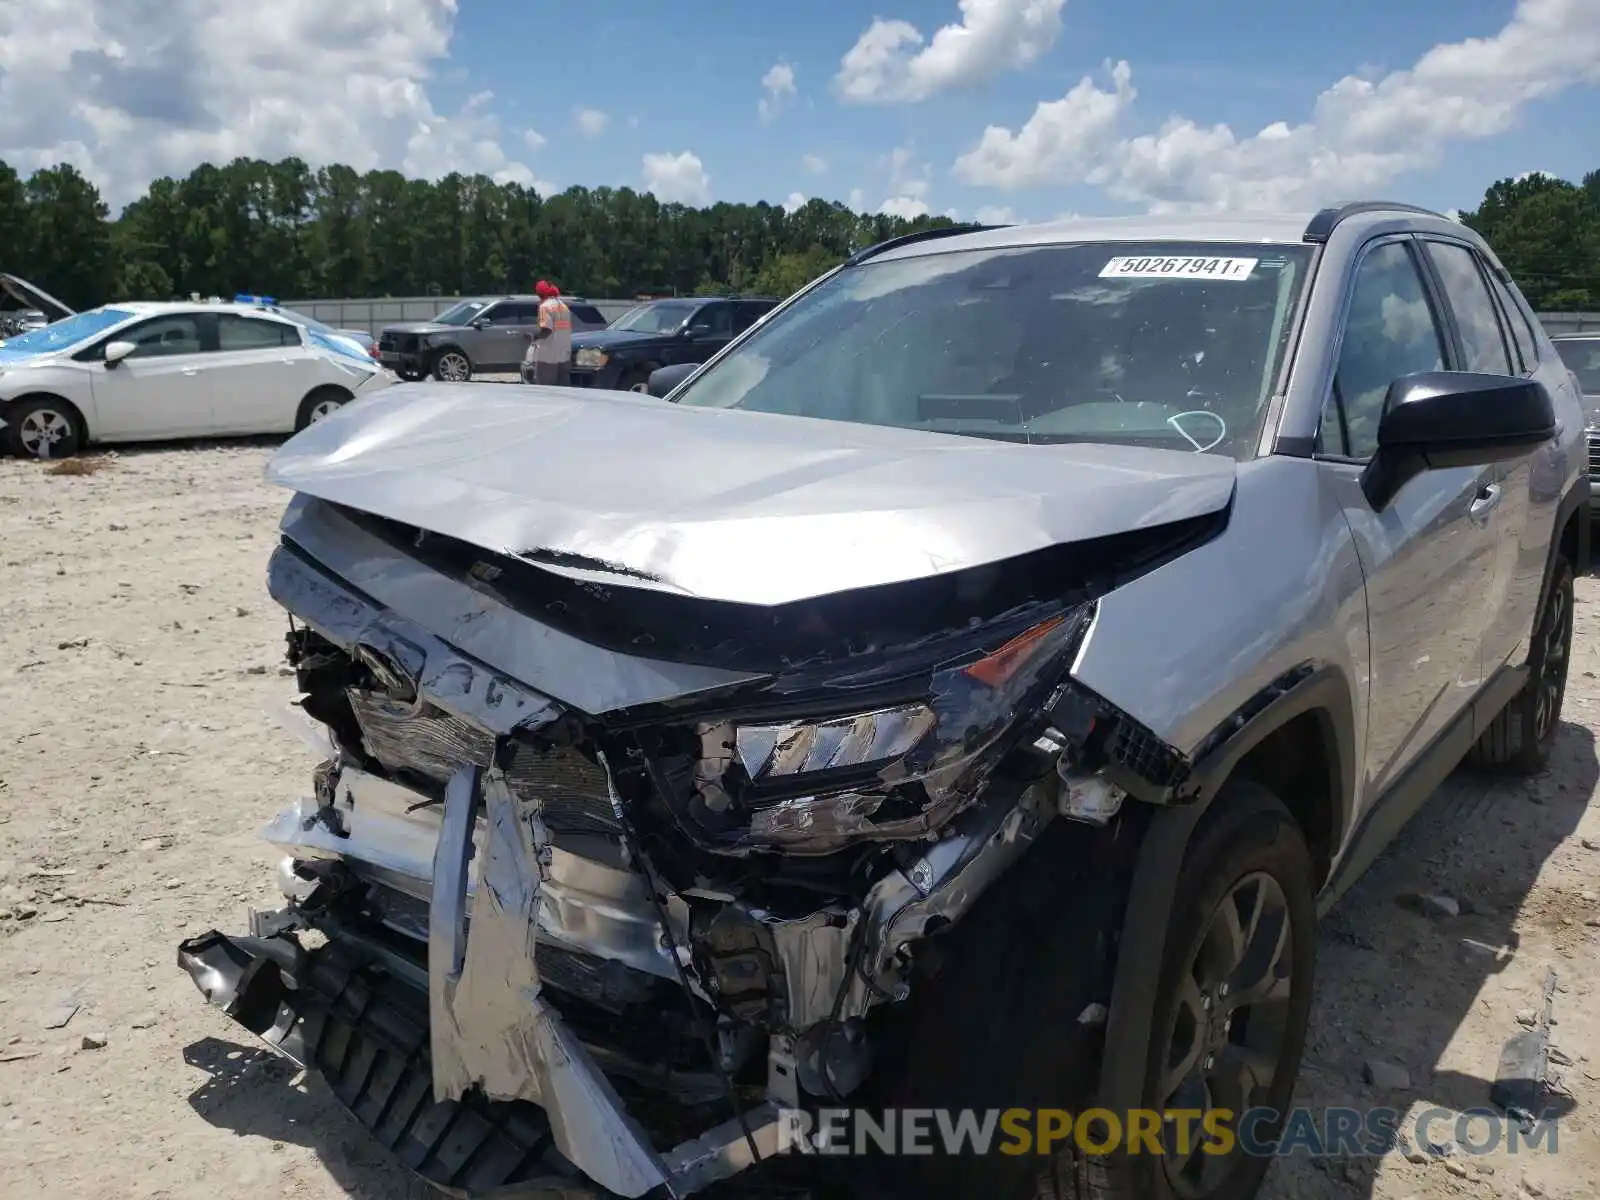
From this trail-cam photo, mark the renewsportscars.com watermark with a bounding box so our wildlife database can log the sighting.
[777,1107,1561,1158]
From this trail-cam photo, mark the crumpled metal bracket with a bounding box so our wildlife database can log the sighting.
[428,763,671,1198]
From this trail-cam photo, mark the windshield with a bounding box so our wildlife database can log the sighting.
[1555,339,1600,395]
[673,242,1312,459]
[433,300,487,326]
[610,300,698,334]
[275,307,337,335]
[0,307,134,355]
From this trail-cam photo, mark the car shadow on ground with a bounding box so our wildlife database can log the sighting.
[178,723,1598,1200]
[1262,719,1597,1198]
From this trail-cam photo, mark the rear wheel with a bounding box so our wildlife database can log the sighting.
[295,386,352,430]
[7,397,86,459]
[1469,557,1574,775]
[430,349,472,382]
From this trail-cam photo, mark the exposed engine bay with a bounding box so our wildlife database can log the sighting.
[178,492,1209,1198]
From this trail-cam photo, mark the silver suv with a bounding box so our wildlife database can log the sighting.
[177,202,1586,1200]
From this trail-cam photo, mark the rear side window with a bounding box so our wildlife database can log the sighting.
[1486,271,1540,372]
[1327,240,1447,461]
[218,314,299,350]
[1423,241,1513,375]
[568,304,604,324]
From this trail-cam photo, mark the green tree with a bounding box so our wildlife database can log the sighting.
[1462,171,1600,310]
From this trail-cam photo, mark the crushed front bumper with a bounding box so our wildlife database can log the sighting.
[178,929,604,1199]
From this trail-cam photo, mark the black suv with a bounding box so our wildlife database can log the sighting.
[568,296,777,391]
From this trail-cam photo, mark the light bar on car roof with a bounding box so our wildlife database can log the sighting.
[232,293,278,306]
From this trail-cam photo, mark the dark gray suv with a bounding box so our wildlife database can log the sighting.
[178,202,1585,1200]
[377,295,609,381]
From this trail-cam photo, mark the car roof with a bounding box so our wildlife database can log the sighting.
[1552,332,1600,341]
[103,301,298,321]
[862,205,1473,264]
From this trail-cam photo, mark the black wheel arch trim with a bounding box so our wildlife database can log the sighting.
[1544,474,1589,593]
[1098,661,1355,1118]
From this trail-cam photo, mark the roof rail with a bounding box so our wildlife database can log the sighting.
[1302,202,1445,243]
[844,222,1008,268]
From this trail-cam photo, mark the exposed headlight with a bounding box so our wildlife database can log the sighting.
[574,348,609,368]
[690,608,1089,853]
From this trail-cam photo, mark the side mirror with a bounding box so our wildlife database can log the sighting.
[1362,371,1555,509]
[103,340,136,366]
[647,362,698,397]
[683,323,713,339]
[471,317,490,329]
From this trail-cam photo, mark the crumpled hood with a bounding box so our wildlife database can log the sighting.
[266,383,1237,607]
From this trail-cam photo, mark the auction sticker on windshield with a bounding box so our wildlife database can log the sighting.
[1099,256,1259,280]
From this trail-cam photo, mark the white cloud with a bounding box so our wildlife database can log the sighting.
[801,152,828,175]
[642,150,711,205]
[758,62,797,123]
[848,187,867,211]
[954,0,1600,212]
[574,107,609,137]
[876,145,933,218]
[975,205,1017,223]
[0,0,541,207]
[522,127,546,152]
[952,59,1135,189]
[783,191,807,214]
[836,0,1067,104]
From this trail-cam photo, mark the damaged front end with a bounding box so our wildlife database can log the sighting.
[178,494,1206,1199]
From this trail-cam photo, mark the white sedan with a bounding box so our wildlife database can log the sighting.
[0,301,394,459]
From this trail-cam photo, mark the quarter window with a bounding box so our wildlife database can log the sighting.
[1326,241,1447,461]
[217,314,299,350]
[1423,241,1513,375]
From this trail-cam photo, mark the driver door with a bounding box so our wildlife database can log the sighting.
[681,303,736,363]
[472,301,538,371]
[1315,236,1500,803]
[84,313,216,440]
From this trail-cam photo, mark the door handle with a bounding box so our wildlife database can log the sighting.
[1468,483,1503,524]
[181,367,200,377]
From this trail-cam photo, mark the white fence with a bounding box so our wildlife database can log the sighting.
[284,294,1600,339]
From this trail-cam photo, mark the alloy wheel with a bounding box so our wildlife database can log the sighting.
[1159,871,1294,1198]
[436,352,470,381]
[1534,578,1573,744]
[19,408,71,458]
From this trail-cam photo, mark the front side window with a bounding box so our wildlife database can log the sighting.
[691,304,734,336]
[118,314,206,358]
[1423,241,1512,375]
[1324,241,1446,461]
[673,242,1312,460]
[217,314,299,350]
[485,302,537,326]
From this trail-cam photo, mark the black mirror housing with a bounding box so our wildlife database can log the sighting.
[647,362,698,398]
[1361,371,1555,509]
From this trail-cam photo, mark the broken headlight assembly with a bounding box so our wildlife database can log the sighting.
[685,605,1090,853]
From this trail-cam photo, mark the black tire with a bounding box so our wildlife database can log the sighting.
[6,396,86,459]
[295,386,353,431]
[619,367,653,393]
[429,347,472,382]
[1468,556,1575,775]
[882,783,1316,1200]
[398,366,426,382]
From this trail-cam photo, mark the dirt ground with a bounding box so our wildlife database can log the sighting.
[1,440,1597,1200]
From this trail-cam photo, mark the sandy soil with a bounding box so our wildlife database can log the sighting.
[1,440,1597,1200]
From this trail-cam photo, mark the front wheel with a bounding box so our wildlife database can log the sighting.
[1469,557,1575,775]
[295,386,352,430]
[619,367,653,393]
[430,349,472,382]
[882,783,1316,1200]
[7,397,86,459]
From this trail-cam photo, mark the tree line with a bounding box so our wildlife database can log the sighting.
[1,157,1597,313]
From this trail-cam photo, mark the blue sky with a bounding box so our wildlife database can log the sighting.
[0,1,1595,218]
[429,0,1600,220]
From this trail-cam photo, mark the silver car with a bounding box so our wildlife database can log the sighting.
[177,203,1585,1200]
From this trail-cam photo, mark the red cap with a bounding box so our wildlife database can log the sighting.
[535,280,558,298]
